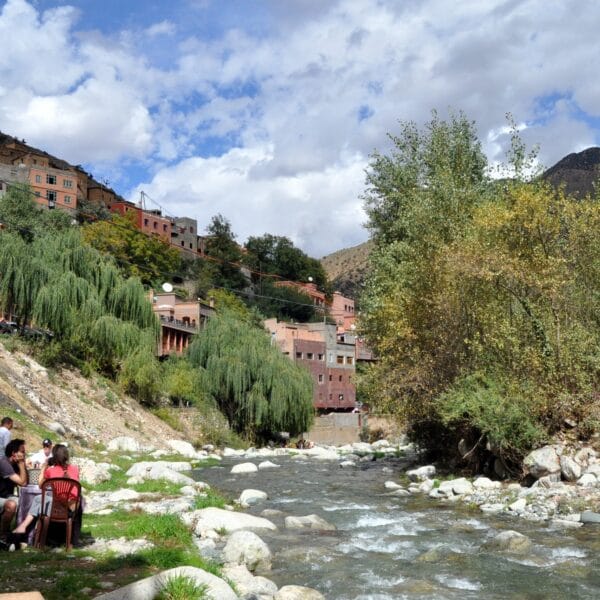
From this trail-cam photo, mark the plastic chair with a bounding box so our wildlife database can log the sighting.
[33,477,81,551]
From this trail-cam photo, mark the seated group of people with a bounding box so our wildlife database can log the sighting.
[0,434,80,547]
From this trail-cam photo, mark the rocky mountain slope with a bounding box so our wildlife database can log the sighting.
[542,146,600,198]
[320,239,373,301]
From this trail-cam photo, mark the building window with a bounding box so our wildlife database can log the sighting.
[190,227,194,233]
[329,394,333,400]
[63,179,73,188]
[318,353,324,361]
[163,224,167,232]
[307,352,313,360]
[144,218,149,226]
[181,241,184,247]
[46,174,56,185]
[339,375,343,382]
[337,355,344,364]
[35,174,41,183]
[189,243,193,249]
[346,356,354,365]
[318,374,324,383]
[328,374,332,381]
[64,195,72,204]
[47,190,56,208]
[296,352,303,359]
[153,221,157,229]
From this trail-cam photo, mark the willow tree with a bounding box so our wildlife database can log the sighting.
[187,311,314,440]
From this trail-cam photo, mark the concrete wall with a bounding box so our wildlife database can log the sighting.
[306,412,362,445]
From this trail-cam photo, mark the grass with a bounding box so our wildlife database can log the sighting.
[155,575,207,600]
[193,488,229,510]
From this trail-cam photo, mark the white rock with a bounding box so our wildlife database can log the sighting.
[125,461,194,484]
[523,446,561,479]
[223,447,246,457]
[418,479,435,494]
[239,489,268,507]
[222,530,272,572]
[186,507,277,536]
[258,461,280,470]
[407,465,436,482]
[107,437,141,453]
[73,457,113,485]
[86,537,153,556]
[93,566,237,600]
[560,456,582,481]
[576,473,598,487]
[384,481,403,490]
[483,530,532,554]
[48,421,66,435]
[284,514,336,531]
[473,477,501,490]
[480,503,506,514]
[222,564,278,598]
[275,585,326,600]
[509,498,527,512]
[371,439,391,449]
[180,485,198,496]
[351,442,373,454]
[167,439,198,458]
[231,462,259,474]
[131,497,195,515]
[584,463,600,477]
[339,460,356,468]
[442,477,473,496]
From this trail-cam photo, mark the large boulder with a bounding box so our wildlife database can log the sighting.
[560,456,582,482]
[184,507,277,537]
[107,436,141,453]
[239,489,268,507]
[231,462,259,474]
[483,530,532,554]
[222,564,278,598]
[125,461,194,484]
[523,446,561,479]
[439,477,473,496]
[167,439,199,458]
[94,566,237,600]
[222,530,272,572]
[73,457,113,485]
[275,586,326,600]
[284,514,336,531]
[407,465,436,482]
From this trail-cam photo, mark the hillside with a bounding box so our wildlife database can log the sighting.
[321,239,373,301]
[542,146,600,198]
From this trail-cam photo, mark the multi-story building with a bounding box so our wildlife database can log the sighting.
[171,217,199,253]
[265,318,357,411]
[0,163,29,198]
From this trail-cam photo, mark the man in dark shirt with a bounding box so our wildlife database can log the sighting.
[0,438,27,537]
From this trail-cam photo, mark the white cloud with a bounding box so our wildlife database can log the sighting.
[1,0,600,254]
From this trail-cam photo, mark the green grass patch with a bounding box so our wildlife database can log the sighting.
[193,488,229,510]
[155,575,207,600]
[192,457,222,469]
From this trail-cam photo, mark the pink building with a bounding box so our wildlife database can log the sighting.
[329,291,356,331]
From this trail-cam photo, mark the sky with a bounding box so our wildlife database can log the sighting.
[1,0,599,257]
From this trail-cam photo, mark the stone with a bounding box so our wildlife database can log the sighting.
[473,477,501,490]
[339,460,356,468]
[580,510,600,524]
[239,489,268,507]
[384,481,403,490]
[416,545,453,563]
[85,537,153,556]
[131,496,196,515]
[223,447,246,457]
[275,585,325,600]
[93,566,237,600]
[406,465,436,482]
[258,460,280,470]
[167,439,198,458]
[584,463,600,477]
[223,530,272,572]
[48,421,66,435]
[184,507,277,537]
[445,477,473,495]
[560,456,582,481]
[232,462,259,474]
[125,461,194,484]
[418,479,434,493]
[509,498,527,512]
[371,439,391,449]
[577,473,598,487]
[284,514,336,531]
[73,457,113,485]
[483,530,532,554]
[223,564,278,598]
[107,436,141,453]
[351,442,373,454]
[523,446,561,479]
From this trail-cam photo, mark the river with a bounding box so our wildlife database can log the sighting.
[195,455,600,600]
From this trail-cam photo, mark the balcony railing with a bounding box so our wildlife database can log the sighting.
[159,314,199,331]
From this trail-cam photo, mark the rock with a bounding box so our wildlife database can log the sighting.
[125,461,194,484]
[284,514,336,531]
[416,545,453,563]
[223,447,246,457]
[523,446,561,479]
[73,457,113,485]
[107,436,141,453]
[473,477,501,490]
[580,510,600,524]
[577,473,598,487]
[407,465,436,482]
[223,564,278,598]
[167,439,199,458]
[584,463,600,477]
[384,481,403,490]
[180,485,198,496]
[479,503,505,514]
[223,530,272,572]
[48,421,66,435]
[575,447,596,466]
[351,442,373,454]
[483,530,532,554]
[275,585,325,600]
[418,479,434,494]
[339,460,356,468]
[560,456,582,481]
[232,462,259,474]
[443,477,473,495]
[184,507,277,536]
[86,537,153,556]
[93,566,237,600]
[261,509,284,518]
[258,460,280,470]
[371,439,390,449]
[509,498,527,512]
[239,489,268,507]
[131,497,195,515]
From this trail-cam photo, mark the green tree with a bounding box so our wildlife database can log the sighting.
[187,311,314,441]
[82,212,182,286]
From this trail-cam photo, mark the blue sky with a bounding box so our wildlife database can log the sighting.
[2,0,600,256]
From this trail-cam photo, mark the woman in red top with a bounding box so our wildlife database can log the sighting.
[12,444,79,535]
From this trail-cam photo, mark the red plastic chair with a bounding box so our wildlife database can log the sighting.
[33,477,81,551]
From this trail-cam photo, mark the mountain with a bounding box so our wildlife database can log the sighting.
[542,147,600,198]
[321,239,373,302]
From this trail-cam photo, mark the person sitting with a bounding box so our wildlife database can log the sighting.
[0,417,13,455]
[12,444,80,537]
[28,438,53,468]
[0,439,27,538]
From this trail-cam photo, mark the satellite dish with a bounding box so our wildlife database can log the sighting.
[162,282,173,293]
[307,276,313,282]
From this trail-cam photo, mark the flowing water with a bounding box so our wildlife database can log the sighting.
[195,455,600,599]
